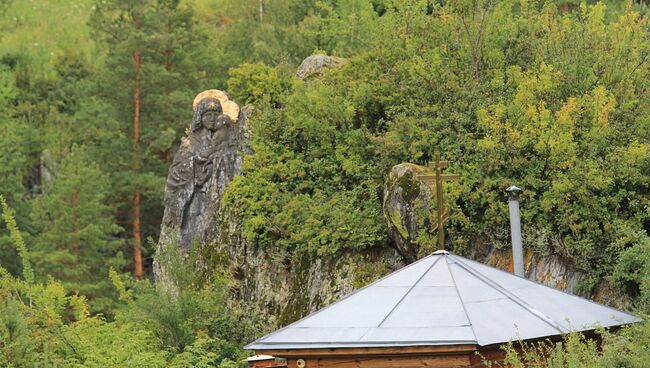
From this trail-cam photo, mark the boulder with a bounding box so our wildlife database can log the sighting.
[295,54,345,80]
[383,163,436,263]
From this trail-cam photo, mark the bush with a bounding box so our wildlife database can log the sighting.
[494,319,650,368]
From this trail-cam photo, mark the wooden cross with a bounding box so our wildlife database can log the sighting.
[416,152,459,250]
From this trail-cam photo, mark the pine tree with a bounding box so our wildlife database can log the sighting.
[0,66,31,277]
[30,146,125,314]
[88,0,220,279]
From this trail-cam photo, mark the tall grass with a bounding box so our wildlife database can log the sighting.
[0,0,224,76]
[0,0,96,74]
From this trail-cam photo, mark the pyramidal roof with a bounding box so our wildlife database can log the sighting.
[246,251,641,350]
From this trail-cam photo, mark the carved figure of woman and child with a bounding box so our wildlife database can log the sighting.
[161,90,243,253]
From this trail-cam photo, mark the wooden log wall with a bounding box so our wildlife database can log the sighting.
[250,345,509,368]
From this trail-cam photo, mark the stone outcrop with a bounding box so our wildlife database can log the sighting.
[383,163,435,263]
[154,90,249,287]
[156,68,628,332]
[155,86,401,325]
[196,144,402,324]
[207,236,401,327]
[295,54,345,80]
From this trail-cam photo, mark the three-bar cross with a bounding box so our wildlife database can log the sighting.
[416,152,459,250]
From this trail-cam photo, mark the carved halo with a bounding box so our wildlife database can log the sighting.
[192,89,240,123]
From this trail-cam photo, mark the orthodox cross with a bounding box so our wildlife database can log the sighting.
[416,152,459,250]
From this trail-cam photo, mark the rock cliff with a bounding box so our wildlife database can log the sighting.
[156,59,630,332]
[154,83,401,327]
[154,90,249,288]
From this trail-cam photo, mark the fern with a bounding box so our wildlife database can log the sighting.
[0,194,33,283]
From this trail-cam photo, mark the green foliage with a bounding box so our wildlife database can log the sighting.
[499,332,600,368]
[0,67,29,277]
[167,337,247,368]
[106,250,253,366]
[311,0,379,56]
[62,317,169,368]
[224,0,650,298]
[0,200,250,367]
[494,319,650,368]
[612,231,650,313]
[0,274,171,367]
[598,318,650,367]
[227,62,295,106]
[202,0,320,82]
[30,146,125,314]
[0,196,166,367]
[0,0,95,77]
[0,195,32,283]
[115,244,257,359]
[225,79,386,255]
[0,0,649,364]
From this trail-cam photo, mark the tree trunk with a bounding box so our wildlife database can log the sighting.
[132,50,143,280]
[71,188,80,255]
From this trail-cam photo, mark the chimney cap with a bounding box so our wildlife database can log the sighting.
[506,185,521,199]
[506,185,521,193]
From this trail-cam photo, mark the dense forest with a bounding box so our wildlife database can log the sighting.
[0,0,649,366]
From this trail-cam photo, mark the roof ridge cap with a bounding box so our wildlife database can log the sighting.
[445,256,479,343]
[376,256,444,328]
[449,254,567,335]
[245,254,438,349]
[462,256,643,323]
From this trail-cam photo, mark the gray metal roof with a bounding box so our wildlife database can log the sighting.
[246,250,641,350]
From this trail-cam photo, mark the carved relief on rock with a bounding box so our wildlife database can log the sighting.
[159,90,244,257]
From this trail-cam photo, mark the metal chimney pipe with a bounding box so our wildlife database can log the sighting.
[506,185,524,277]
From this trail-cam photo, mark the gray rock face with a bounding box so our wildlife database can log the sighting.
[212,237,402,327]
[154,89,400,324]
[201,153,402,325]
[295,54,345,80]
[479,247,585,293]
[154,91,248,285]
[383,163,435,263]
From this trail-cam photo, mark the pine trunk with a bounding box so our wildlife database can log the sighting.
[132,50,143,280]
